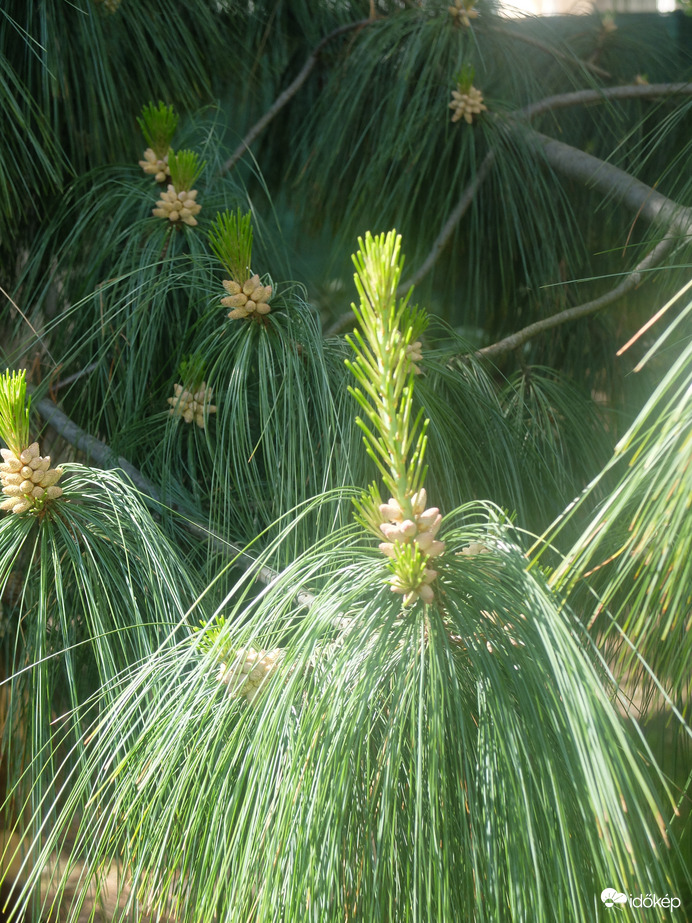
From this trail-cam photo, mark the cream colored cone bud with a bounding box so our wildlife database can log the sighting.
[1,443,65,514]
[415,531,434,552]
[449,0,479,27]
[153,185,201,226]
[222,294,248,309]
[40,468,64,488]
[400,519,418,538]
[377,485,445,604]
[407,341,423,362]
[255,285,272,304]
[20,443,40,464]
[139,148,170,182]
[409,489,427,516]
[380,499,404,522]
[459,541,490,556]
[224,275,271,320]
[418,584,435,604]
[417,508,441,528]
[242,274,260,296]
[217,646,284,704]
[380,522,407,542]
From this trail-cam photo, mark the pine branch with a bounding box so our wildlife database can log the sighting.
[219,19,375,176]
[518,82,692,121]
[401,82,692,293]
[476,234,678,363]
[29,389,314,605]
[530,128,692,229]
[475,128,692,362]
[397,152,495,294]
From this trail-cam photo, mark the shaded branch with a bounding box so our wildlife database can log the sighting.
[324,311,356,337]
[404,83,692,292]
[530,128,692,230]
[518,82,692,122]
[476,235,678,363]
[219,19,375,176]
[475,130,692,362]
[397,153,495,294]
[30,391,314,606]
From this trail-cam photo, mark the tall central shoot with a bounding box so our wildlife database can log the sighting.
[346,231,444,606]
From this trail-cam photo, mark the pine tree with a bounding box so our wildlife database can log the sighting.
[0,2,690,920]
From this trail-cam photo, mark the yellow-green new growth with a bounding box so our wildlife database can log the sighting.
[153,150,204,226]
[138,102,178,181]
[0,370,64,515]
[138,102,179,160]
[346,231,444,606]
[449,64,487,124]
[209,210,273,320]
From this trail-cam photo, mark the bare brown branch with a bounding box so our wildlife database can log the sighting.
[403,83,692,293]
[517,82,692,122]
[474,127,692,362]
[30,391,314,605]
[476,235,679,363]
[219,19,375,176]
[397,153,495,295]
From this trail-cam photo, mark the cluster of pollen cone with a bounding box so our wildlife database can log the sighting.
[152,187,201,227]
[221,274,272,320]
[0,443,64,514]
[448,0,478,27]
[449,86,487,124]
[217,647,284,704]
[167,382,216,428]
[378,488,445,605]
